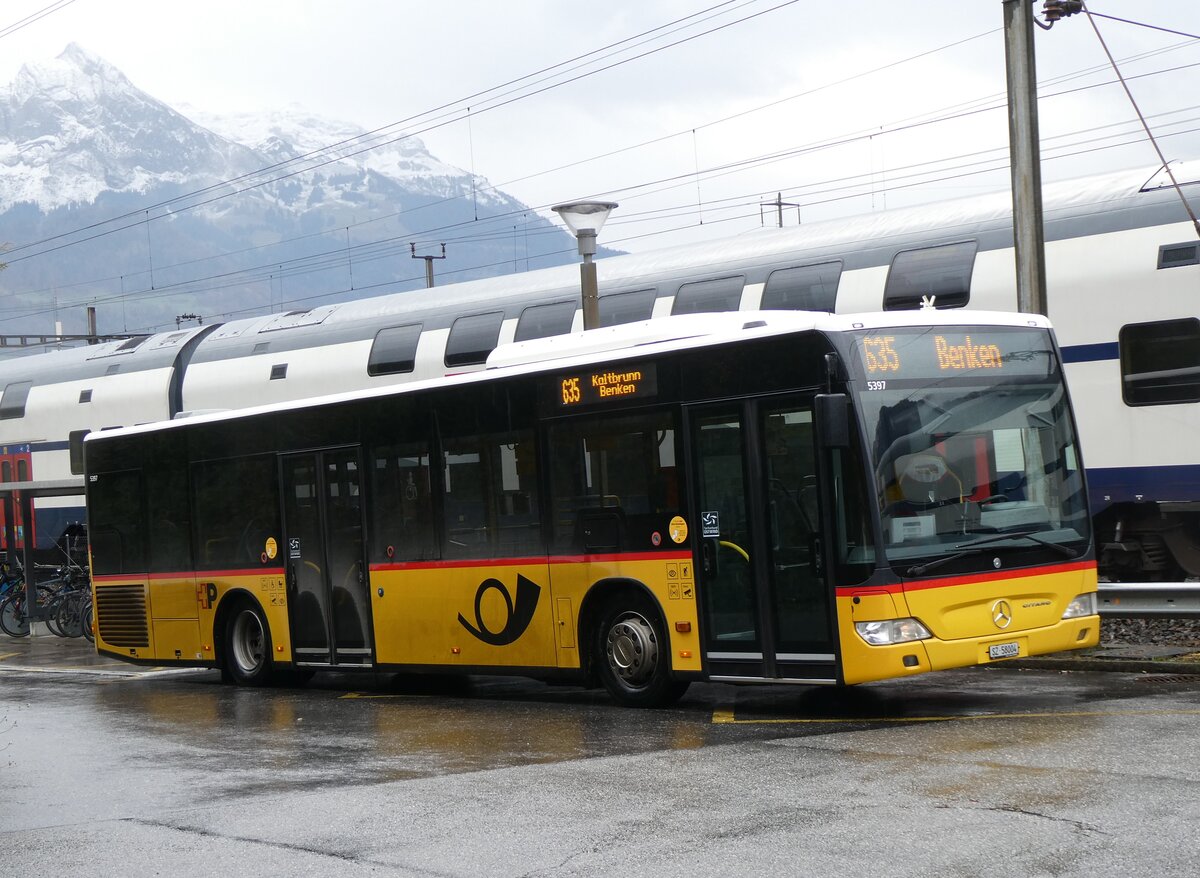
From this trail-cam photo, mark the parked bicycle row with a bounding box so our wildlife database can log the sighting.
[0,560,93,642]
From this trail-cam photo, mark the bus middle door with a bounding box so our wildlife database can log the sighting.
[281,447,373,668]
[688,397,837,683]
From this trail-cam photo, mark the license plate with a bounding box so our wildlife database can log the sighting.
[989,641,1020,660]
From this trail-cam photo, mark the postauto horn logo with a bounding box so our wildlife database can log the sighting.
[458,575,542,646]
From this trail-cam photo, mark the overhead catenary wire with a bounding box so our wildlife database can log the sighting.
[4,36,1195,315]
[2,4,1198,334]
[0,0,799,265]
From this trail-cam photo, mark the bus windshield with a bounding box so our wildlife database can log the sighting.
[847,325,1090,572]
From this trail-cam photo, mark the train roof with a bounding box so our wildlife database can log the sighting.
[4,160,1194,381]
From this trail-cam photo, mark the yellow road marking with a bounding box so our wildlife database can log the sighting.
[339,692,428,700]
[0,651,18,661]
[712,707,1200,725]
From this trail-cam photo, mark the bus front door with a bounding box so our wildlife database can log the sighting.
[690,399,837,683]
[281,448,373,668]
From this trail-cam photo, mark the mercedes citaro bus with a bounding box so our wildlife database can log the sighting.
[85,310,1098,706]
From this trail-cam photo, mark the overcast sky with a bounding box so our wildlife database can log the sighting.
[3,0,1200,254]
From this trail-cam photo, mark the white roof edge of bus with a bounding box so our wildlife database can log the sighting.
[83,309,1053,443]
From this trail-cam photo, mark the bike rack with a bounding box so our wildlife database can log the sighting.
[0,478,86,624]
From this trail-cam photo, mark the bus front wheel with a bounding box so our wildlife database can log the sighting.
[224,600,274,686]
[595,593,689,708]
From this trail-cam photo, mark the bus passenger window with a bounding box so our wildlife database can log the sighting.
[441,430,541,559]
[87,469,146,575]
[549,410,679,554]
[191,456,280,570]
[370,443,435,561]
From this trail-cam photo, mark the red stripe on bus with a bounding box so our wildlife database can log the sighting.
[92,568,285,584]
[835,559,1096,596]
[371,551,691,572]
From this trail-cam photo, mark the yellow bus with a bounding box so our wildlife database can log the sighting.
[85,310,1098,706]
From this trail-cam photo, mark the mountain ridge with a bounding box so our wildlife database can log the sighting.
[0,44,584,337]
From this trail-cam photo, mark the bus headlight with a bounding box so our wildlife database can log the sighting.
[855,618,932,646]
[1062,593,1097,619]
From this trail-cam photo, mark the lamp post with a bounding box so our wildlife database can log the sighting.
[552,201,617,331]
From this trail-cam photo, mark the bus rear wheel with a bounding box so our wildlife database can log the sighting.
[595,593,689,708]
[224,601,273,686]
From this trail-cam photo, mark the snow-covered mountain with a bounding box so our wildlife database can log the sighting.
[0,44,582,336]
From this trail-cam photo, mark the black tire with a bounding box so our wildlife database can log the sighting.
[594,592,689,708]
[0,594,29,637]
[80,598,95,644]
[56,594,84,638]
[223,600,274,686]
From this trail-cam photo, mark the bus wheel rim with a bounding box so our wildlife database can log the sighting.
[232,610,265,673]
[606,612,658,687]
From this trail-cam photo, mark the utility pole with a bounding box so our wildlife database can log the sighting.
[1003,0,1048,316]
[761,192,801,228]
[411,243,447,288]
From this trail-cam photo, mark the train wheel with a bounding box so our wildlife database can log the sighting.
[595,593,689,708]
[223,600,274,686]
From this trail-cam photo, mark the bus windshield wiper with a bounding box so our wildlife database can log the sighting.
[906,549,984,578]
[955,528,1076,558]
[906,529,1076,577]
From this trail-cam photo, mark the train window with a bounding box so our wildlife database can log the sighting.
[515,301,576,342]
[1157,242,1200,270]
[445,312,504,368]
[762,262,842,311]
[599,289,655,327]
[87,469,146,575]
[1120,318,1200,406]
[672,276,744,315]
[270,364,288,380]
[69,430,90,475]
[883,241,976,310]
[79,389,93,404]
[368,323,423,376]
[0,381,32,420]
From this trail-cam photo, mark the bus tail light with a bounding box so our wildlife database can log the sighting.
[855,618,931,646]
[1062,593,1097,619]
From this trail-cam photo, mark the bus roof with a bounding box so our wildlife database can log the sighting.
[83,308,1053,444]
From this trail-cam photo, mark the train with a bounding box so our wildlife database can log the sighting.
[1,161,1197,579]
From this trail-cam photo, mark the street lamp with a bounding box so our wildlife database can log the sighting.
[552,201,617,330]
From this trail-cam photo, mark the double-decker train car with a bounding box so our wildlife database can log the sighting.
[1,162,1198,578]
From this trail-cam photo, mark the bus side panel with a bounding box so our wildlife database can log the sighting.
[148,575,202,663]
[93,577,157,663]
[207,571,291,661]
[548,555,702,675]
[369,561,556,668]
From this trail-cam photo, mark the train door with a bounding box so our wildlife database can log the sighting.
[688,396,837,683]
[280,447,373,667]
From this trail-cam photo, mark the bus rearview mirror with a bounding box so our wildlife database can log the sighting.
[816,393,850,448]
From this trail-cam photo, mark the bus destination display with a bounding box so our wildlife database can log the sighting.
[556,362,658,408]
[856,328,1054,380]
